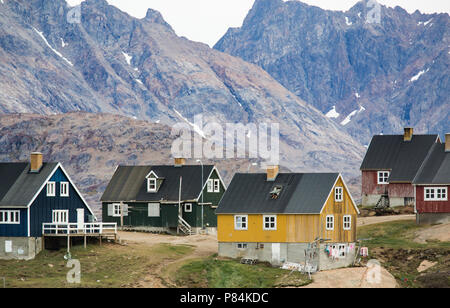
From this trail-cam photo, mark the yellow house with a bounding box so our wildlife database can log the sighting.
[216,166,360,271]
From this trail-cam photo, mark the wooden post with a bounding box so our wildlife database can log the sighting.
[120,201,124,231]
[84,235,87,249]
[67,235,70,254]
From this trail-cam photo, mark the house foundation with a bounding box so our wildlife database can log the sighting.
[0,237,42,260]
[416,213,450,225]
[218,242,356,271]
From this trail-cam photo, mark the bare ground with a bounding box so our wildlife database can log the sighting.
[302,266,397,288]
[117,221,402,288]
[414,223,450,243]
[357,214,415,227]
[117,232,217,287]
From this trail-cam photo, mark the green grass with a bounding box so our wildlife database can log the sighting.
[357,220,450,288]
[0,243,193,288]
[174,257,311,288]
[358,220,450,249]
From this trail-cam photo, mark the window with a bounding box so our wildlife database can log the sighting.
[147,178,157,192]
[335,187,343,202]
[47,181,56,197]
[207,179,213,192]
[377,171,390,184]
[112,204,121,217]
[0,210,20,224]
[184,203,192,213]
[237,243,248,249]
[52,210,68,223]
[338,244,346,258]
[326,215,334,230]
[60,182,69,197]
[263,215,277,230]
[424,187,448,201]
[234,215,248,230]
[148,203,160,217]
[214,179,220,193]
[343,215,352,230]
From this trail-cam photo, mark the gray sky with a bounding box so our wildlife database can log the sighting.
[66,0,450,47]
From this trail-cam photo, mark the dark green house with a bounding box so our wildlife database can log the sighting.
[100,159,226,235]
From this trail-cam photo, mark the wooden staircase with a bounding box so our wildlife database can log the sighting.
[375,188,390,211]
[178,216,193,235]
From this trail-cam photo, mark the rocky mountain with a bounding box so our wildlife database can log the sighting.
[0,0,364,176]
[215,0,449,144]
[0,113,277,216]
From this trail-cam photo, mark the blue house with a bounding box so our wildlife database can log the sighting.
[0,153,96,260]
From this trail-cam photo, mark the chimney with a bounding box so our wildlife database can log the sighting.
[266,165,279,182]
[446,134,450,153]
[404,127,413,142]
[174,157,186,167]
[30,152,43,173]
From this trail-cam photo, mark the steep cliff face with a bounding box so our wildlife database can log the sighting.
[215,0,449,144]
[0,0,364,175]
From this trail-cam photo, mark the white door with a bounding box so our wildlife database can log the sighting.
[77,208,84,230]
[272,243,281,264]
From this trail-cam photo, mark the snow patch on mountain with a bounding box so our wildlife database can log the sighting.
[33,27,73,66]
[325,106,340,118]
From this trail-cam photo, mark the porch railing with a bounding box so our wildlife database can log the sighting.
[42,222,117,235]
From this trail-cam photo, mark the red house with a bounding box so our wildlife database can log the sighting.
[413,134,450,224]
[360,128,440,207]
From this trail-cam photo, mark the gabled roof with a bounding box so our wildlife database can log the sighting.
[360,135,439,182]
[216,173,356,215]
[100,165,217,202]
[0,162,58,208]
[413,143,450,185]
[0,162,95,219]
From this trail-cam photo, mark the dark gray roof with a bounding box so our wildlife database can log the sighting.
[0,162,59,208]
[360,135,438,182]
[100,165,215,202]
[216,173,339,214]
[413,143,450,185]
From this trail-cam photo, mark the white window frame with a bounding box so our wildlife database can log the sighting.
[148,203,160,217]
[112,203,122,217]
[335,187,343,202]
[234,215,248,230]
[326,215,334,231]
[52,210,69,223]
[147,178,157,193]
[377,171,390,185]
[213,179,220,193]
[343,215,352,230]
[60,182,69,197]
[0,210,20,224]
[237,243,248,249]
[263,215,277,231]
[424,187,448,201]
[207,179,213,193]
[184,203,192,213]
[47,181,56,197]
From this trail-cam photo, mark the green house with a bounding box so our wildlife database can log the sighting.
[100,160,226,235]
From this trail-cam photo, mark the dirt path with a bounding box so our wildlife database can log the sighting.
[117,232,217,288]
[414,223,450,243]
[302,266,397,288]
[358,214,415,227]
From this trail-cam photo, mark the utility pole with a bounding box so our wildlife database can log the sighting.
[197,159,204,230]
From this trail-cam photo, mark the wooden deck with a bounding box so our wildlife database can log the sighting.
[42,222,118,251]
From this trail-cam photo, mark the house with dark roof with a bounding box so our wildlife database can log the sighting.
[360,128,440,207]
[100,158,226,235]
[0,153,96,260]
[413,134,450,224]
[216,166,360,271]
